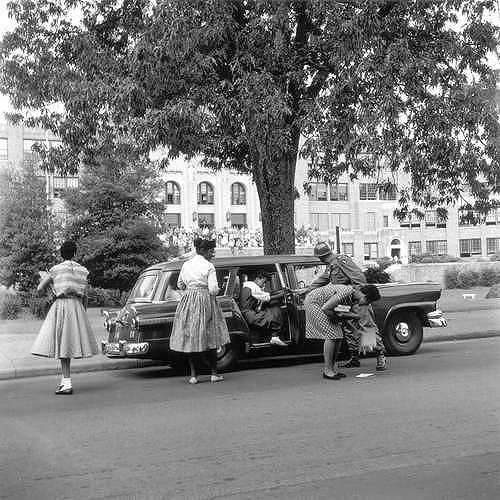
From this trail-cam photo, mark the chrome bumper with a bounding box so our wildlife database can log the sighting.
[101,340,150,356]
[427,310,447,328]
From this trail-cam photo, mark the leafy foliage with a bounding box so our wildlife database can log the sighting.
[1,0,499,254]
[75,220,168,291]
[364,267,391,283]
[0,163,57,291]
[0,285,23,319]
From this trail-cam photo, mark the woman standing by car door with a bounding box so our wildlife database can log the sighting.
[169,238,230,384]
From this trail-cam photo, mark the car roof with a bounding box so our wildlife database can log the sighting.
[143,254,322,273]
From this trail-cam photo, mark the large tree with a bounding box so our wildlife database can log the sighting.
[62,140,170,289]
[1,0,499,253]
[0,163,57,291]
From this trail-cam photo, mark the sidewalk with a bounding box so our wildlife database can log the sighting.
[0,288,499,380]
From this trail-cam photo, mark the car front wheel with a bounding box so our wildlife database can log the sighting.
[383,311,423,355]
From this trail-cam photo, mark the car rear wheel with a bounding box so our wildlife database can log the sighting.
[383,311,423,355]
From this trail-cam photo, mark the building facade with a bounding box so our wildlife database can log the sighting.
[0,122,78,218]
[2,121,499,261]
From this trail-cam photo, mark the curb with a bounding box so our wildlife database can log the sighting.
[0,331,499,381]
[0,358,159,381]
[424,330,500,344]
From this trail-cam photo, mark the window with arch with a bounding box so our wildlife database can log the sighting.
[165,181,181,204]
[231,182,246,205]
[198,182,214,204]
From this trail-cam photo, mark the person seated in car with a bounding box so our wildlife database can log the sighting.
[240,273,287,346]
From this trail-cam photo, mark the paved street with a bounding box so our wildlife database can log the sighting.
[1,338,499,500]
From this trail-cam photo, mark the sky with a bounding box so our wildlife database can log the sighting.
[0,2,498,122]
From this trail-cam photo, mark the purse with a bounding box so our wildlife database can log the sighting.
[359,330,378,354]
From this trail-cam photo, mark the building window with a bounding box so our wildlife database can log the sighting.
[365,212,376,230]
[308,182,328,201]
[231,182,246,205]
[459,238,481,257]
[198,213,215,228]
[383,215,389,228]
[331,213,351,231]
[400,214,421,228]
[53,177,79,198]
[487,238,500,254]
[198,182,214,205]
[486,208,500,225]
[165,213,181,227]
[426,240,448,255]
[378,184,397,200]
[23,139,41,164]
[310,213,329,231]
[230,213,247,228]
[408,241,422,256]
[364,242,378,260]
[166,181,181,204]
[0,138,7,159]
[342,242,354,257]
[330,183,348,201]
[359,183,378,200]
[425,210,436,227]
[458,209,482,226]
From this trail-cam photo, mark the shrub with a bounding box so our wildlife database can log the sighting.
[444,267,460,289]
[486,284,500,298]
[375,257,393,270]
[479,267,500,287]
[120,290,130,306]
[412,253,461,264]
[0,286,23,319]
[86,286,122,307]
[456,269,481,289]
[490,251,500,262]
[28,294,54,319]
[364,267,391,283]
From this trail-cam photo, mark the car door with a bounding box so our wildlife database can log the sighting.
[282,261,328,344]
[275,263,302,344]
[214,267,234,321]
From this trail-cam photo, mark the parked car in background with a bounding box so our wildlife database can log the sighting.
[101,255,447,371]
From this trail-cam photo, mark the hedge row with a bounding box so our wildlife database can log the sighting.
[0,285,130,320]
[444,266,500,289]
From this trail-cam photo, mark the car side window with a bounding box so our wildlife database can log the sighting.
[292,264,328,288]
[216,268,231,296]
[163,271,182,301]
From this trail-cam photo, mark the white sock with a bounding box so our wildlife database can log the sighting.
[61,377,72,388]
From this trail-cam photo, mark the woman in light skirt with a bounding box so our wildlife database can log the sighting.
[169,238,230,384]
[31,240,98,394]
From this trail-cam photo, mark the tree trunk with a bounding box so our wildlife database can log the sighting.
[253,151,297,255]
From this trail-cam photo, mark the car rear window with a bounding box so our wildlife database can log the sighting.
[128,273,159,301]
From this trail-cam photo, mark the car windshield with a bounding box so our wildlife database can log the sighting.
[128,273,158,301]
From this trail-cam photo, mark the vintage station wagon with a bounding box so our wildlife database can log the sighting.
[101,255,447,370]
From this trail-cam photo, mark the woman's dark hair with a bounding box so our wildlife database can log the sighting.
[193,237,216,254]
[60,240,77,260]
[360,284,381,303]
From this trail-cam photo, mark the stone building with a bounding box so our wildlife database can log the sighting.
[1,121,499,261]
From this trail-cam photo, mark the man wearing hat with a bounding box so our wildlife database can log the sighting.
[308,241,386,370]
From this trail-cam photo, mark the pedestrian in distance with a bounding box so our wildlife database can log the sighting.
[308,241,387,371]
[31,240,99,395]
[169,237,230,384]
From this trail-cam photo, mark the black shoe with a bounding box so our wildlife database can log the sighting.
[323,373,344,380]
[55,386,73,395]
[336,372,347,378]
[376,366,387,371]
[341,358,361,368]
